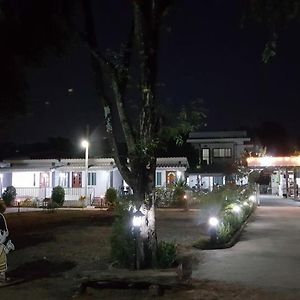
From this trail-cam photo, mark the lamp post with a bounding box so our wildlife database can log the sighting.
[0,174,3,197]
[81,140,89,205]
[132,210,144,270]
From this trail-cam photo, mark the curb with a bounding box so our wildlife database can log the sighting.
[194,206,257,250]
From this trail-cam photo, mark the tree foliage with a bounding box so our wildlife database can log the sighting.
[243,0,300,62]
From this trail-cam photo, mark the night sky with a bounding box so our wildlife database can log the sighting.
[5,1,300,149]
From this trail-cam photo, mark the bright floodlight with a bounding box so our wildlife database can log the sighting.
[132,216,142,227]
[208,217,219,227]
[260,156,273,167]
[132,210,144,228]
[81,140,89,148]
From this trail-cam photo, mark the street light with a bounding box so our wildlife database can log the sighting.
[81,140,89,205]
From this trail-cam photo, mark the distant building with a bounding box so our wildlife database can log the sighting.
[0,157,188,207]
[186,131,254,191]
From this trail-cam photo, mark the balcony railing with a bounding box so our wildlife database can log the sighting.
[14,187,95,201]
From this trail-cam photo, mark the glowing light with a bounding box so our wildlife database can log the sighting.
[249,195,256,202]
[243,201,250,207]
[232,204,241,214]
[132,210,145,228]
[81,140,89,148]
[260,156,273,167]
[208,217,219,227]
[247,155,300,167]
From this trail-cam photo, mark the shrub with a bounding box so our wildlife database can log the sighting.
[2,186,16,207]
[105,187,118,209]
[46,201,59,212]
[157,240,177,268]
[51,186,65,207]
[154,187,174,207]
[0,199,6,213]
[21,198,37,207]
[110,205,135,268]
[173,186,186,208]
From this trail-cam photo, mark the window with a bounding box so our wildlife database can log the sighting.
[166,171,176,186]
[88,172,96,185]
[213,148,232,158]
[156,172,162,186]
[59,172,69,187]
[202,148,210,165]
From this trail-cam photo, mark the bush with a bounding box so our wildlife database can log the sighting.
[157,240,177,268]
[51,186,65,207]
[105,187,118,209]
[2,186,16,207]
[21,198,37,207]
[0,199,6,213]
[173,186,186,208]
[154,187,174,207]
[46,201,59,212]
[110,206,135,268]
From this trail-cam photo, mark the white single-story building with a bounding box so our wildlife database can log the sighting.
[0,157,188,206]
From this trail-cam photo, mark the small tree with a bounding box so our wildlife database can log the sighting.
[51,186,65,207]
[105,187,118,210]
[2,186,17,207]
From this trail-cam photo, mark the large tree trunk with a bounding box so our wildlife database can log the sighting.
[82,0,170,269]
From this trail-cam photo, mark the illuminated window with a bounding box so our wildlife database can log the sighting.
[213,148,232,158]
[166,171,176,186]
[88,172,96,185]
[202,148,210,165]
[59,172,69,187]
[156,172,162,186]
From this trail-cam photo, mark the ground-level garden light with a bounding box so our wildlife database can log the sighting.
[249,195,256,203]
[208,216,219,244]
[16,198,21,213]
[232,204,242,214]
[132,209,145,270]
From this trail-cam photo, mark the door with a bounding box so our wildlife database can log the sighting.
[72,172,82,188]
[166,171,176,187]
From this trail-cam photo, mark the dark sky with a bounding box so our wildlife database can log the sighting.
[6,0,300,147]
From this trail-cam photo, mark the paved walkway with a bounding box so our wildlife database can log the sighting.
[192,195,300,292]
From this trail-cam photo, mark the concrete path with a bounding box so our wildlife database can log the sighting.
[193,195,300,292]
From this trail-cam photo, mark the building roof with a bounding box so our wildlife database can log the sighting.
[0,157,189,172]
[156,157,189,168]
[187,130,251,143]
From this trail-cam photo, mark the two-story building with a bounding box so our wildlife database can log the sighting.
[186,131,253,191]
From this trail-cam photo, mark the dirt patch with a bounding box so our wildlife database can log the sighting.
[7,259,76,281]
[0,209,296,300]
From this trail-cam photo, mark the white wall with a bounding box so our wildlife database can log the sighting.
[12,172,40,187]
[90,170,110,197]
